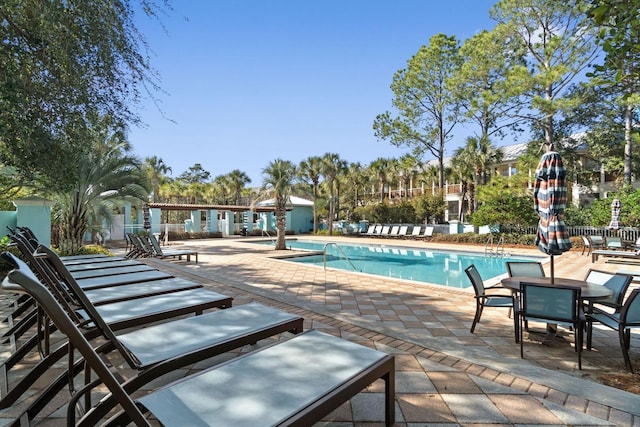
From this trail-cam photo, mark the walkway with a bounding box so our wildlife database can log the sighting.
[1,236,639,425]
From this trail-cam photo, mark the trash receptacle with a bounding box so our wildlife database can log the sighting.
[241,226,248,236]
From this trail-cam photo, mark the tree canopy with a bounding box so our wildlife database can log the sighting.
[0,0,166,194]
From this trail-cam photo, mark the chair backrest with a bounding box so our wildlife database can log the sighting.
[380,225,390,235]
[581,235,591,247]
[1,253,150,425]
[398,225,408,236]
[521,283,580,324]
[464,264,485,297]
[373,225,382,234]
[366,225,375,234]
[148,234,165,256]
[410,226,422,237]
[620,288,640,326]
[584,270,633,308]
[506,261,545,278]
[590,235,604,245]
[33,246,139,366]
[389,225,399,235]
[606,236,622,249]
[424,226,434,237]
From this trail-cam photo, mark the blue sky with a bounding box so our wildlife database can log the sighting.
[129,1,499,184]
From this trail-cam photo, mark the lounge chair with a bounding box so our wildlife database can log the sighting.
[0,249,233,411]
[362,224,376,236]
[421,226,434,240]
[387,225,400,238]
[2,256,396,427]
[591,248,640,263]
[0,254,305,425]
[397,225,409,238]
[377,225,391,237]
[409,226,422,239]
[148,233,199,262]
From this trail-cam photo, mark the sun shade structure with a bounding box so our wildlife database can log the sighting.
[534,147,572,283]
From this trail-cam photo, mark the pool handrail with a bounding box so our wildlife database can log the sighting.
[323,243,360,272]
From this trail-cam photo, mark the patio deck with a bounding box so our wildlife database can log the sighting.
[1,236,638,425]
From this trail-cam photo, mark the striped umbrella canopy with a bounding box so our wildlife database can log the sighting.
[608,198,621,230]
[534,150,572,282]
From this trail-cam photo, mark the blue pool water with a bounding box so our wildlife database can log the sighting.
[254,239,541,288]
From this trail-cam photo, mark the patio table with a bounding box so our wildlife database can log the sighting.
[501,276,612,343]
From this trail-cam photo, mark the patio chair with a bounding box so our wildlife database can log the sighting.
[589,235,605,250]
[2,257,395,427]
[148,233,198,262]
[606,236,623,250]
[519,282,585,369]
[587,288,640,373]
[580,235,594,256]
[465,265,518,340]
[397,225,409,238]
[583,270,633,314]
[506,261,545,278]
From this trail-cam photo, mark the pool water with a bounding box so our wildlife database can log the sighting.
[254,239,541,288]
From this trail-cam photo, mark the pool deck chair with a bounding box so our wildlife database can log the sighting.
[421,226,434,240]
[592,248,640,263]
[397,225,409,238]
[409,226,422,239]
[0,251,233,412]
[362,224,376,236]
[1,253,304,425]
[587,288,640,373]
[148,233,198,263]
[465,265,517,341]
[519,283,585,369]
[2,258,395,427]
[377,225,391,238]
[387,225,400,238]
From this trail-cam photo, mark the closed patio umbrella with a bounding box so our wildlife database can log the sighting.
[534,145,572,284]
[608,198,621,230]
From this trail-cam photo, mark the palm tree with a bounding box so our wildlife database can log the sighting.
[345,162,365,211]
[321,153,347,235]
[369,157,390,202]
[143,156,172,202]
[450,146,474,221]
[298,156,323,233]
[213,175,231,205]
[227,169,251,205]
[397,154,420,198]
[53,141,149,255]
[261,159,297,250]
[464,136,503,212]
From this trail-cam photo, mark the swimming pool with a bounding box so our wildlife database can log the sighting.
[253,239,542,289]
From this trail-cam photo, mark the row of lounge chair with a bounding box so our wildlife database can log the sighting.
[362,224,434,240]
[126,232,198,262]
[1,227,396,426]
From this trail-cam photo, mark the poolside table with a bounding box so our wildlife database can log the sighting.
[501,276,612,343]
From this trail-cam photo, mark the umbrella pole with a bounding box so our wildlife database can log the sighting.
[550,254,554,284]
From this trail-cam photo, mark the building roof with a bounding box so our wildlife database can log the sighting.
[256,196,313,207]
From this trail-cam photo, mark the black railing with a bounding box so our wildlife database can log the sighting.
[499,225,640,242]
